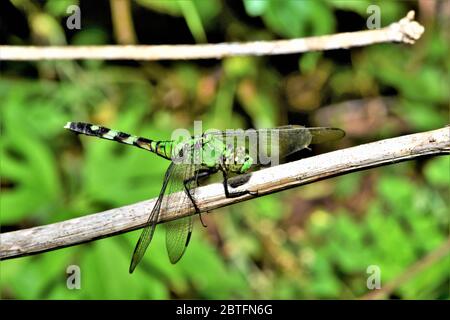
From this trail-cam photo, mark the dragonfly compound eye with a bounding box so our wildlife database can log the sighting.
[240,155,253,173]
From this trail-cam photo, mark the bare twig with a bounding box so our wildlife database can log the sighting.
[110,0,137,45]
[0,11,424,61]
[361,237,450,300]
[1,126,448,260]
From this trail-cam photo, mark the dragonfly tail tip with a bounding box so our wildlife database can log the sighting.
[64,122,73,129]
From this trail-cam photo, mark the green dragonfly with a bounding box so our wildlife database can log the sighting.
[65,122,345,273]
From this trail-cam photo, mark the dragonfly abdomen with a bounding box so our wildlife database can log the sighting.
[64,122,172,160]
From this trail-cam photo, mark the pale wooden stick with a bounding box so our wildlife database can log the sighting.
[0,11,424,61]
[1,126,448,260]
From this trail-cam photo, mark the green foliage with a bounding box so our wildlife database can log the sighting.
[244,0,335,38]
[1,81,63,224]
[424,156,450,188]
[1,0,448,300]
[136,0,220,42]
[44,0,79,17]
[304,165,448,298]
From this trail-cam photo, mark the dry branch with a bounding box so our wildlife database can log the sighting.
[0,11,424,61]
[1,126,449,260]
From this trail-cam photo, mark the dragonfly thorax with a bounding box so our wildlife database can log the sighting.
[171,135,254,174]
[221,145,254,173]
[200,135,254,174]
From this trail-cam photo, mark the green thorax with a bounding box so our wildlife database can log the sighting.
[172,134,253,174]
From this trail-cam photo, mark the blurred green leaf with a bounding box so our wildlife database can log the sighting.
[178,0,207,43]
[71,28,109,45]
[0,82,63,224]
[136,0,220,42]
[30,12,67,45]
[377,175,415,213]
[424,156,450,188]
[44,0,79,17]
[135,0,181,15]
[299,52,322,74]
[243,0,269,16]
[398,99,446,130]
[335,172,362,199]
[259,0,335,38]
[326,0,371,15]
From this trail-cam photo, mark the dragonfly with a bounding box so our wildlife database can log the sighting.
[64,122,345,273]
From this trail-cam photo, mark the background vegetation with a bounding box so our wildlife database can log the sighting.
[1,0,448,299]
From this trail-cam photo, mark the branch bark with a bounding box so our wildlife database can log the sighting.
[0,11,424,61]
[1,126,448,260]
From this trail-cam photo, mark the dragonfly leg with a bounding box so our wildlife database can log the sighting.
[183,169,214,227]
[222,171,251,198]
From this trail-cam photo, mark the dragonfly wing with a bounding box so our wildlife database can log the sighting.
[206,126,344,160]
[164,162,199,264]
[165,216,193,264]
[308,127,345,144]
[275,126,345,158]
[129,162,176,273]
[204,127,309,162]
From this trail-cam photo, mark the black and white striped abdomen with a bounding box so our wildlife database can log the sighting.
[64,122,172,160]
[65,122,142,144]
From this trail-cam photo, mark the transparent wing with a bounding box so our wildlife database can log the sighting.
[129,162,176,273]
[164,163,199,264]
[165,216,193,264]
[205,126,345,160]
[307,127,345,144]
[129,160,201,272]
